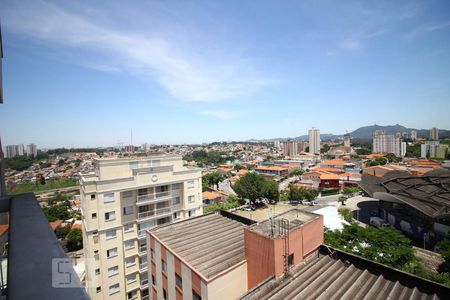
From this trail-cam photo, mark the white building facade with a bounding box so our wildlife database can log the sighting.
[372,131,402,157]
[308,128,320,155]
[80,155,203,300]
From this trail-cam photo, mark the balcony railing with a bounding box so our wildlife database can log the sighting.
[137,207,172,219]
[136,191,171,205]
[140,278,149,286]
[139,244,147,253]
[1,193,89,299]
[140,262,148,270]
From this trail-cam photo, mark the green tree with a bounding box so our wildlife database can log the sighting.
[320,144,330,154]
[263,180,279,202]
[202,171,224,191]
[56,226,70,239]
[338,196,347,205]
[342,186,361,196]
[43,203,71,222]
[325,223,415,269]
[233,164,245,171]
[437,231,450,273]
[234,172,266,204]
[37,174,46,185]
[289,169,304,177]
[66,228,83,252]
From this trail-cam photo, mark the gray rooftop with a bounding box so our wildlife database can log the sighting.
[359,169,450,218]
[241,251,447,300]
[248,209,319,239]
[150,213,246,279]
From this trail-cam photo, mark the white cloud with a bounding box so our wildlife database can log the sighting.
[404,21,450,40]
[199,110,240,120]
[340,39,362,50]
[1,1,272,102]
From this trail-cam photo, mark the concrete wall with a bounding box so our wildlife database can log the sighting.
[245,215,324,289]
[206,263,248,300]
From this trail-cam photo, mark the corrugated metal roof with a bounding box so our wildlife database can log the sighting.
[241,253,446,300]
[359,169,450,218]
[150,214,246,279]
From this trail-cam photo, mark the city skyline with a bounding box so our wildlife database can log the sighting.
[1,0,450,148]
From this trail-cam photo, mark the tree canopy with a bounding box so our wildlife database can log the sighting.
[233,172,279,203]
[202,171,224,191]
[325,223,415,269]
[288,185,318,201]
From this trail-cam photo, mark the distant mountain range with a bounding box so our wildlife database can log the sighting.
[253,124,450,142]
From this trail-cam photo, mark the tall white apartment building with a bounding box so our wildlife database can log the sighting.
[308,128,320,154]
[343,133,351,147]
[282,140,298,157]
[410,130,417,141]
[26,143,37,157]
[80,155,203,300]
[372,130,402,157]
[5,144,24,158]
[430,127,439,140]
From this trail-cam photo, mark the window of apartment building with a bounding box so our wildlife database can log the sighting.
[172,196,180,205]
[95,268,100,275]
[124,223,134,232]
[188,209,196,218]
[125,240,134,250]
[288,253,294,267]
[105,211,116,221]
[127,273,137,284]
[156,185,169,193]
[91,213,97,219]
[172,183,181,190]
[96,287,101,293]
[193,290,201,300]
[108,266,119,277]
[142,289,149,298]
[152,274,156,285]
[93,230,98,236]
[139,240,147,253]
[175,273,182,289]
[129,161,139,169]
[122,190,133,198]
[123,206,134,215]
[106,229,116,240]
[107,247,118,258]
[138,221,156,236]
[140,256,148,270]
[173,211,180,220]
[127,290,138,300]
[104,193,115,203]
[161,259,167,273]
[138,188,148,196]
[150,248,155,261]
[188,195,195,203]
[157,217,171,226]
[126,256,136,267]
[163,289,167,300]
[187,180,195,188]
[91,194,96,200]
[109,283,120,295]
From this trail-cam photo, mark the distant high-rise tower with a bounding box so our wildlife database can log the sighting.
[26,144,37,157]
[282,140,298,157]
[410,130,417,141]
[430,128,439,140]
[372,131,402,157]
[308,128,320,154]
[343,133,351,147]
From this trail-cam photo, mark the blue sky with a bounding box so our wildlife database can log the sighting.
[1,0,449,148]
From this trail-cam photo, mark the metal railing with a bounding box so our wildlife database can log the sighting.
[1,193,89,299]
[140,262,148,270]
[137,207,171,219]
[136,191,171,204]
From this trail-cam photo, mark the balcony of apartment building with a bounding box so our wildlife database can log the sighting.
[137,202,172,223]
[0,193,89,299]
[136,186,172,206]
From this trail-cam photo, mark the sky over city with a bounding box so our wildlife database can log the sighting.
[1,0,449,148]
